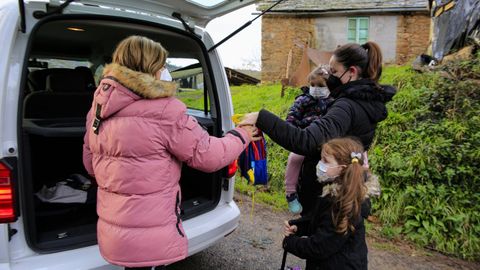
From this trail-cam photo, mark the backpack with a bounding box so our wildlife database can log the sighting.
[238,133,268,185]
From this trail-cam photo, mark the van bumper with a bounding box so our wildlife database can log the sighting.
[7,201,240,270]
[183,200,240,256]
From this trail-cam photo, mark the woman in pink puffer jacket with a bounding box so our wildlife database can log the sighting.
[83,36,256,270]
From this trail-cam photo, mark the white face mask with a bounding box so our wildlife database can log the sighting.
[309,86,330,98]
[160,68,172,81]
[316,160,340,183]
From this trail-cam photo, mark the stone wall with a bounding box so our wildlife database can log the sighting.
[261,15,315,83]
[261,13,431,83]
[396,13,431,64]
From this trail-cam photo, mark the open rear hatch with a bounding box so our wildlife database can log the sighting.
[19,13,226,252]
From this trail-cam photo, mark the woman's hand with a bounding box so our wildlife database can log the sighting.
[239,125,262,141]
[238,112,259,126]
[283,220,298,237]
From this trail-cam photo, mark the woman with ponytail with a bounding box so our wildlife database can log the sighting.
[239,41,395,214]
[282,137,379,270]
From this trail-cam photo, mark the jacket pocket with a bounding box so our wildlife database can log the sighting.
[175,191,184,237]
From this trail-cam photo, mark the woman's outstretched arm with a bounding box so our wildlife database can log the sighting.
[254,99,353,156]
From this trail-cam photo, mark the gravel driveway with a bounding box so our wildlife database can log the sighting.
[168,192,479,270]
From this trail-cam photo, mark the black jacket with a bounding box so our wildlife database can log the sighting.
[257,79,395,156]
[283,195,371,270]
[257,79,395,213]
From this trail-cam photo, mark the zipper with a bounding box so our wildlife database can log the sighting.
[175,191,184,237]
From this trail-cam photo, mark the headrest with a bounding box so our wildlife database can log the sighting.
[75,66,97,91]
[29,67,96,92]
[28,68,71,91]
[46,72,87,92]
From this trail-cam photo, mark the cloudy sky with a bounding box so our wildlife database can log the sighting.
[205,4,261,70]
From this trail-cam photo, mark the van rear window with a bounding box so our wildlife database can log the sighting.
[169,58,208,112]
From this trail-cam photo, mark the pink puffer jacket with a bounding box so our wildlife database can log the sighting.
[83,63,250,267]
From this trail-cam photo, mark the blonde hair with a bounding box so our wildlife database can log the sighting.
[112,35,168,76]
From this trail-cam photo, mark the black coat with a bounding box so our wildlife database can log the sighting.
[256,79,395,214]
[283,195,371,270]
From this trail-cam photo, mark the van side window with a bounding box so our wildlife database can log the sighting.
[170,58,209,112]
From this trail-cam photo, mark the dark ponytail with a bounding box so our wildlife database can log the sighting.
[333,41,383,82]
[362,41,383,82]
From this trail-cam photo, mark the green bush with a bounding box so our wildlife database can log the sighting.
[371,53,480,260]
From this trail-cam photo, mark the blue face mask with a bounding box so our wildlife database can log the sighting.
[309,86,330,98]
[316,161,340,183]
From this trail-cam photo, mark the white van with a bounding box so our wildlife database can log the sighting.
[0,1,254,269]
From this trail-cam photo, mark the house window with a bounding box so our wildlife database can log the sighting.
[348,17,369,44]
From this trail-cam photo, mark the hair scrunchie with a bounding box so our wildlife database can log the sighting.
[351,152,362,164]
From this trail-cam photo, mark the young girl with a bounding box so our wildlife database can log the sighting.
[282,137,380,270]
[83,36,257,270]
[285,67,332,214]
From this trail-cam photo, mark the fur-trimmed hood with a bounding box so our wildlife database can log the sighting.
[103,63,176,99]
[93,63,177,120]
[320,173,381,198]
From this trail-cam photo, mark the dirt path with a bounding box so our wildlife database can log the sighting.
[169,192,479,270]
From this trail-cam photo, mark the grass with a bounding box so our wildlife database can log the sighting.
[369,241,401,253]
[235,178,288,211]
[176,89,205,110]
[230,84,294,115]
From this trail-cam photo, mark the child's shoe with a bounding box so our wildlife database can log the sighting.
[286,193,303,214]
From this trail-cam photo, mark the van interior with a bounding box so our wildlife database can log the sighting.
[21,18,223,252]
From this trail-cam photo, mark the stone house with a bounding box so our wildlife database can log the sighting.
[257,0,431,83]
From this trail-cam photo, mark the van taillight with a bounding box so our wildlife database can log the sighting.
[0,162,16,223]
[226,160,238,178]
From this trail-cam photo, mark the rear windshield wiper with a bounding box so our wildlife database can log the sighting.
[208,0,287,52]
[33,0,76,19]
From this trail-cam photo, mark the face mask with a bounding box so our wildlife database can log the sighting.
[316,161,340,183]
[309,86,330,98]
[160,68,172,81]
[326,69,349,95]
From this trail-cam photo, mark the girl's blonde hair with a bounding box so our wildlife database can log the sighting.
[322,137,367,235]
[112,35,168,76]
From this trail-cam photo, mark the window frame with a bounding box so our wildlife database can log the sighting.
[347,17,369,44]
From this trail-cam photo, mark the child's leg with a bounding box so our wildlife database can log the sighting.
[285,152,305,195]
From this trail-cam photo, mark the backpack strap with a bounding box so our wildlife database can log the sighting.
[92,103,102,135]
